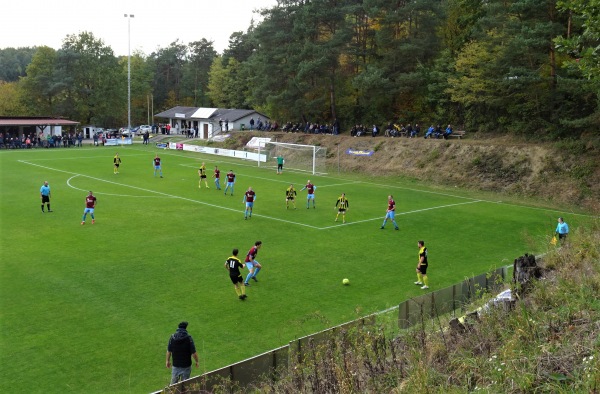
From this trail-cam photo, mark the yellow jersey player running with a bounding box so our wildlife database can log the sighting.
[335,193,349,223]
[286,184,297,209]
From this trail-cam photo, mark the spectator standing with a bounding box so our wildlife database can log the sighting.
[555,217,569,242]
[165,321,199,385]
[40,181,52,212]
[249,117,255,130]
[414,240,429,289]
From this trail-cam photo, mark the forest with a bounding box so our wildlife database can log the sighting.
[0,0,597,137]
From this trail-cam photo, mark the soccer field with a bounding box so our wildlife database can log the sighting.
[0,144,592,393]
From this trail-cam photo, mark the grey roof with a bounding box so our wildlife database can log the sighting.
[154,106,203,119]
[155,107,269,122]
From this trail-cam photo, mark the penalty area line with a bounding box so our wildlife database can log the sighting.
[319,200,484,230]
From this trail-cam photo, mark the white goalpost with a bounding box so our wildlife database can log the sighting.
[261,141,327,175]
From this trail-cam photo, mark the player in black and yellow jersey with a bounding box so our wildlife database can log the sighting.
[113,153,121,174]
[335,193,349,223]
[198,162,209,189]
[415,240,429,290]
[225,249,247,300]
[286,184,297,209]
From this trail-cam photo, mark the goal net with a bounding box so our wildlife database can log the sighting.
[262,142,327,175]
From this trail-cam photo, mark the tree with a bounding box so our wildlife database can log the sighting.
[182,39,217,107]
[148,40,187,112]
[20,46,61,116]
[58,32,124,125]
[0,81,27,115]
[0,47,36,82]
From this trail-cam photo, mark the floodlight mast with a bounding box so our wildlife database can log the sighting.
[124,14,134,134]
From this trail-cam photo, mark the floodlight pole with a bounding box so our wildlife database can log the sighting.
[124,14,134,134]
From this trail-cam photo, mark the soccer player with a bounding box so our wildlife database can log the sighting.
[335,192,349,223]
[198,162,209,189]
[225,248,247,300]
[81,191,97,225]
[380,195,399,230]
[214,166,221,190]
[224,169,235,196]
[244,241,262,286]
[154,154,163,178]
[40,181,52,212]
[415,240,429,289]
[243,187,256,220]
[286,184,297,209]
[113,152,121,174]
[276,155,284,174]
[300,180,317,209]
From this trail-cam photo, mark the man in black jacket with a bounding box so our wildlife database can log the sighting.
[165,321,199,385]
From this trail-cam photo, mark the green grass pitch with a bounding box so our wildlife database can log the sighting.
[0,144,592,393]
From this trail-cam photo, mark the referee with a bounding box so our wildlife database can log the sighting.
[40,181,52,212]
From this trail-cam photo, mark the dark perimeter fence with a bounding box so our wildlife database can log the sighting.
[152,265,510,394]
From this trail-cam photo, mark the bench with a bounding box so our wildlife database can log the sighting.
[448,130,466,139]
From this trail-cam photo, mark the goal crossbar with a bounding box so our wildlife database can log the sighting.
[262,141,326,175]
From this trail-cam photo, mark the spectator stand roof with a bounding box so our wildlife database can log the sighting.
[155,106,268,122]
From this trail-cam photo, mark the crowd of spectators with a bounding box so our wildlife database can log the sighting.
[0,132,88,149]
[350,123,455,139]
[255,120,455,139]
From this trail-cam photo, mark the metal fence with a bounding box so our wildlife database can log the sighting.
[153,265,510,394]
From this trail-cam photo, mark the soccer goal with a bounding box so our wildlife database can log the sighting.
[262,141,327,175]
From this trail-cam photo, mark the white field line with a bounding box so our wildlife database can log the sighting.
[20,146,597,219]
[135,147,593,216]
[19,160,321,229]
[319,200,484,230]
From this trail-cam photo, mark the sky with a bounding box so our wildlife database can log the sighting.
[1,0,279,55]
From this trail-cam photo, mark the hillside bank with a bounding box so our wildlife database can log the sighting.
[220,132,599,213]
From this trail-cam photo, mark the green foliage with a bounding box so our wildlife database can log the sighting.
[2,0,598,137]
[0,81,27,115]
[0,47,36,82]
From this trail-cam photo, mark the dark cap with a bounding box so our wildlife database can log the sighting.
[178,321,188,329]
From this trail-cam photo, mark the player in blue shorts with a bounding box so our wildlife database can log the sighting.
[243,187,256,220]
[153,154,163,178]
[300,180,316,209]
[81,191,97,225]
[224,170,235,196]
[381,195,399,230]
